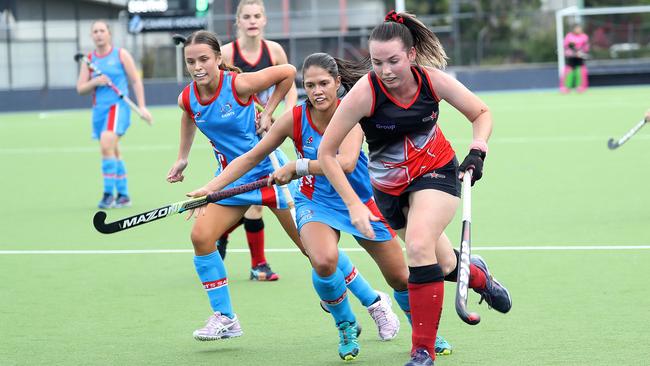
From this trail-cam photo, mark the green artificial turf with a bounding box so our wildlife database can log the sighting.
[1,86,649,365]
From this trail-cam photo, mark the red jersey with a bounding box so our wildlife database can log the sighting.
[359,66,455,195]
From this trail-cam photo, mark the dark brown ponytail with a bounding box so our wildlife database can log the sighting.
[301,53,370,107]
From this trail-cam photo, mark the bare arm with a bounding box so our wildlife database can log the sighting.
[272,122,364,185]
[120,49,146,109]
[427,68,492,144]
[187,108,294,196]
[308,124,363,175]
[319,76,378,238]
[234,64,296,131]
[427,67,492,181]
[120,49,153,122]
[166,94,197,183]
[76,60,103,95]
[319,78,372,206]
[269,42,298,108]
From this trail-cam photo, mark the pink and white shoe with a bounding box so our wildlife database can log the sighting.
[367,291,400,341]
[193,312,243,341]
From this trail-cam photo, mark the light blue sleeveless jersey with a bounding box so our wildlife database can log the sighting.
[181,70,290,208]
[89,47,129,107]
[291,102,395,241]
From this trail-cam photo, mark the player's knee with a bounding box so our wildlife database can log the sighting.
[99,135,117,156]
[244,205,263,219]
[190,228,217,254]
[437,251,458,276]
[405,238,436,262]
[311,256,337,277]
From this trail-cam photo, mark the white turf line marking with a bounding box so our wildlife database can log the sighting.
[3,134,650,155]
[1,245,649,255]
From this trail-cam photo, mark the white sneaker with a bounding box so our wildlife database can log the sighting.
[367,291,400,341]
[193,312,243,341]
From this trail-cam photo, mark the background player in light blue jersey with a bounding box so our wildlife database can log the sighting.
[76,20,152,209]
[165,30,303,343]
[187,52,452,361]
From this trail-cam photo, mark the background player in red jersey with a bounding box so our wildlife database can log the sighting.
[319,11,512,366]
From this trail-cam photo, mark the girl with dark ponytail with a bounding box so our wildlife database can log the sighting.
[187,52,453,361]
[320,10,512,366]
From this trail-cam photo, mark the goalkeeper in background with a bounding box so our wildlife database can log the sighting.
[560,24,590,94]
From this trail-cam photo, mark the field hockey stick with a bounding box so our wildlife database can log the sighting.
[607,118,647,150]
[172,34,187,46]
[93,178,271,234]
[74,52,152,125]
[455,169,481,325]
[255,103,297,224]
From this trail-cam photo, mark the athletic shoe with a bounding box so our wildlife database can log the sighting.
[97,193,114,209]
[404,348,434,366]
[319,300,363,338]
[435,335,452,356]
[113,194,131,208]
[250,262,279,281]
[337,321,360,361]
[193,312,243,341]
[216,237,228,260]
[471,255,512,313]
[367,291,400,341]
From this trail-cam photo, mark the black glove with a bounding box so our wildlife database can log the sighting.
[458,149,486,186]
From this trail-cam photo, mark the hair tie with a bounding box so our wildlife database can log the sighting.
[384,10,404,24]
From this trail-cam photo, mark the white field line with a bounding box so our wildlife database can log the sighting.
[2,134,650,155]
[1,245,649,255]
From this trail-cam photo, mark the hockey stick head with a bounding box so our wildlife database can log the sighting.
[172,34,187,46]
[93,211,120,234]
[607,138,619,150]
[456,301,481,325]
[73,52,85,63]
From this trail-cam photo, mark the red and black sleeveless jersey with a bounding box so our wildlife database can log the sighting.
[359,66,455,196]
[232,39,274,73]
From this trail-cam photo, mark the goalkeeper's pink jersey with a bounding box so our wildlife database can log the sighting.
[564,32,589,53]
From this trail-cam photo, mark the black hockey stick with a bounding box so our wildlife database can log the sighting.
[93,178,270,234]
[608,118,647,150]
[74,52,152,125]
[455,170,481,325]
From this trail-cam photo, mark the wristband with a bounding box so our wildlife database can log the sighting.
[295,158,311,177]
